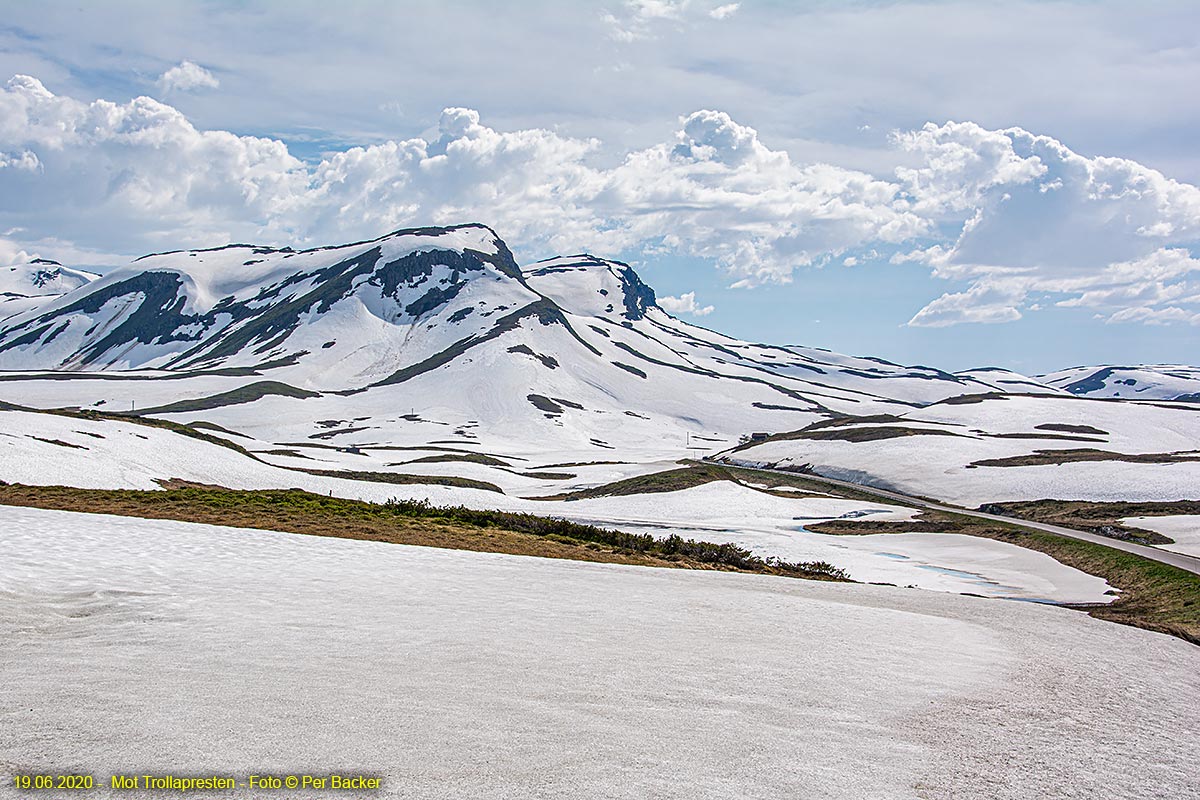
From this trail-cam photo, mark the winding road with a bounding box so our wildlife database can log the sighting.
[717,459,1200,577]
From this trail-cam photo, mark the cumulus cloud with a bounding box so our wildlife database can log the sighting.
[896,121,1200,326]
[609,109,926,286]
[658,291,715,316]
[896,121,1200,274]
[0,239,31,266]
[0,75,304,255]
[0,76,925,282]
[710,4,740,20]
[156,61,219,93]
[906,280,1026,328]
[2,74,1200,329]
[0,150,39,171]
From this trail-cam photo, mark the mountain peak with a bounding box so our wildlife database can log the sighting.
[525,255,658,321]
[132,222,516,273]
[0,225,532,373]
[1,261,98,313]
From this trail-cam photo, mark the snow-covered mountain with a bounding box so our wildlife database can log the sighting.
[0,223,1196,508]
[1040,365,1200,402]
[0,224,997,502]
[0,224,1007,416]
[953,367,1063,396]
[1,258,98,320]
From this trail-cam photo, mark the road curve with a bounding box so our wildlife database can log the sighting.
[717,458,1200,578]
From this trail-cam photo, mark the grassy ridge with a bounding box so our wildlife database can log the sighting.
[131,381,320,415]
[541,460,880,502]
[0,400,254,455]
[295,467,503,493]
[540,462,733,500]
[0,483,849,581]
[976,498,1200,545]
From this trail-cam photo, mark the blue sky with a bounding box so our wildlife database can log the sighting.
[1,0,1198,372]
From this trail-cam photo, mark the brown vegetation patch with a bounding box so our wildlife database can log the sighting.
[399,453,512,467]
[985,433,1107,442]
[1036,423,1109,436]
[0,483,848,582]
[734,422,962,450]
[968,448,1199,469]
[294,467,503,493]
[976,499,1200,545]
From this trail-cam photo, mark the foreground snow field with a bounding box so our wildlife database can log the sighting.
[1,507,1197,800]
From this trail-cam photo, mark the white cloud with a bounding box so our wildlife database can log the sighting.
[895,121,1200,278]
[0,149,39,171]
[0,239,31,265]
[907,280,1026,328]
[156,60,219,93]
[602,1,689,41]
[896,121,1200,327]
[658,290,714,316]
[604,110,927,286]
[627,0,689,21]
[1106,305,1200,326]
[0,75,305,252]
[2,75,1200,330]
[0,78,927,282]
[605,0,740,39]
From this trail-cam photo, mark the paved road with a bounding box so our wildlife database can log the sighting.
[717,458,1200,578]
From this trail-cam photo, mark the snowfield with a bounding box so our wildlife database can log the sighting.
[0,407,1115,602]
[732,394,1200,505]
[550,482,1115,603]
[1123,515,1200,558]
[0,260,97,320]
[0,507,1196,800]
[1042,364,1200,401]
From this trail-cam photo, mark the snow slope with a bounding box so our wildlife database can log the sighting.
[0,224,1196,603]
[1041,364,1200,401]
[0,228,1029,457]
[1,507,1195,800]
[1122,515,1200,558]
[0,259,97,320]
[556,482,1113,603]
[954,366,1062,395]
[729,393,1200,505]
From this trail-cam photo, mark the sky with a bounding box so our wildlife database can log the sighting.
[1,0,1198,373]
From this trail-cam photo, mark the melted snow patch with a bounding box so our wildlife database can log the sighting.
[1122,515,1200,558]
